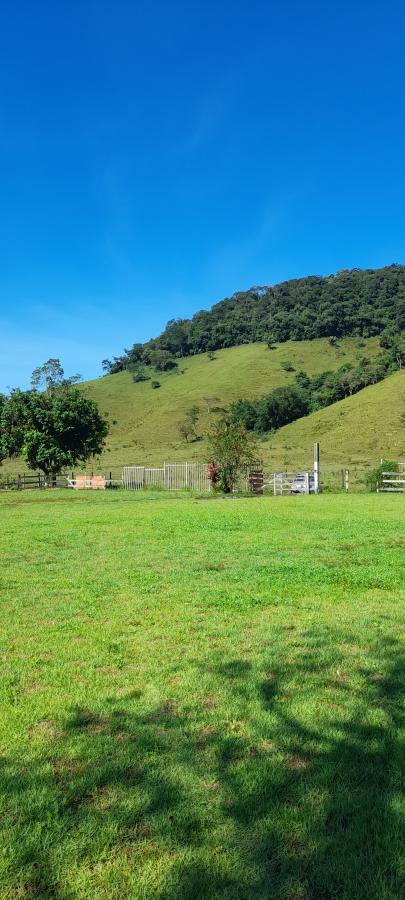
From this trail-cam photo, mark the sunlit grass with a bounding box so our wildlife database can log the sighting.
[0,490,403,898]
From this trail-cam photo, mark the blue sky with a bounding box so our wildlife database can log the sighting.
[1,0,405,391]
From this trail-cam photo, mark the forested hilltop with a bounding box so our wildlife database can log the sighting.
[103,265,405,374]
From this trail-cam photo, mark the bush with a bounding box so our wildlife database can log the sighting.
[151,381,161,389]
[132,373,150,383]
[157,358,178,372]
[281,361,295,372]
[365,460,398,492]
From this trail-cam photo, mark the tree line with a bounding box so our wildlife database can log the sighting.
[227,349,399,435]
[102,265,405,375]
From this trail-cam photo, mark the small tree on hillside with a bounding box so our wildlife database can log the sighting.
[178,406,200,442]
[207,420,260,493]
[178,419,194,443]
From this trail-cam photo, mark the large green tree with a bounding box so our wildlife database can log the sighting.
[0,384,108,480]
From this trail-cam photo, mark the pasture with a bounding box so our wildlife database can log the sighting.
[0,490,403,898]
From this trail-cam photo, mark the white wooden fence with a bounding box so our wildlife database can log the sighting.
[379,468,405,493]
[122,463,212,492]
[378,460,405,493]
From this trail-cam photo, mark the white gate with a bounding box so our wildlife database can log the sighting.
[271,472,313,495]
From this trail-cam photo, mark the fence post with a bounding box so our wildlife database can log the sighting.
[305,471,310,494]
[313,443,320,494]
[345,469,349,493]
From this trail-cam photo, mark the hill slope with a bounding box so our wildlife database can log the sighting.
[264,369,405,487]
[79,337,387,473]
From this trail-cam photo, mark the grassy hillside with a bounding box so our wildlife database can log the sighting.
[2,336,403,486]
[78,338,380,469]
[264,369,405,487]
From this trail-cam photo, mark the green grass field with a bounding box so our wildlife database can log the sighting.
[0,490,403,898]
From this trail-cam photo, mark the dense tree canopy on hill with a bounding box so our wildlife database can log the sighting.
[103,265,405,374]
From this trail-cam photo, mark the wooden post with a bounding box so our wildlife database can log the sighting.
[345,469,349,493]
[304,471,310,494]
[313,443,320,494]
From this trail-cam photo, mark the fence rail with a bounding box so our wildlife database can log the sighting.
[122,463,212,492]
[122,463,262,493]
[379,471,405,493]
[0,473,71,491]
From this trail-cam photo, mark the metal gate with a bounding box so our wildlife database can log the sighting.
[270,472,313,495]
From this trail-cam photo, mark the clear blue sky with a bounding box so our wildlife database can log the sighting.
[1,0,405,391]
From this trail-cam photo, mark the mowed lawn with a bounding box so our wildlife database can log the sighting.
[0,492,404,899]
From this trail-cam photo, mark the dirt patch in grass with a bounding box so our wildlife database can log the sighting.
[338,642,368,654]
[146,699,178,722]
[285,754,310,772]
[22,682,44,694]
[29,719,61,739]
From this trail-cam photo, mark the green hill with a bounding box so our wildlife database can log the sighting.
[78,336,391,477]
[263,369,405,488]
[1,336,403,487]
[104,264,405,371]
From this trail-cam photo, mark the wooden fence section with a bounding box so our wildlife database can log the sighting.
[0,473,71,491]
[379,472,405,493]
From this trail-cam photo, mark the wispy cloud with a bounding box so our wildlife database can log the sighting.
[180,68,242,155]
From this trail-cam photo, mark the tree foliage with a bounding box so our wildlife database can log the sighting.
[207,420,259,493]
[229,351,401,435]
[365,460,399,493]
[31,358,81,391]
[102,265,405,374]
[178,406,200,443]
[0,385,108,477]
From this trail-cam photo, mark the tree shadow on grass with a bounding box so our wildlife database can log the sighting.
[0,632,403,898]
